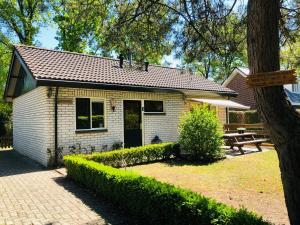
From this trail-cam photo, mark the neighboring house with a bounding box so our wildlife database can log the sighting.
[222,67,256,109]
[223,67,300,109]
[4,45,245,167]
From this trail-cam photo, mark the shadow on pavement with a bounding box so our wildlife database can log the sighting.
[53,176,134,225]
[0,150,44,177]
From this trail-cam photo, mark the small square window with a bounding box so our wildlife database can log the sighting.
[76,98,105,130]
[144,100,164,113]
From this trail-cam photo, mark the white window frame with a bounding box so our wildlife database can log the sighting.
[143,100,165,114]
[75,97,106,131]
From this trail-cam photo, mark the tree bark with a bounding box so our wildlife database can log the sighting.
[247,1,300,224]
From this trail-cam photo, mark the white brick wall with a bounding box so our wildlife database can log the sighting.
[13,86,227,166]
[13,87,52,166]
[54,88,186,155]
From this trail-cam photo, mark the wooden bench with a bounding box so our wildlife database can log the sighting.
[233,138,270,154]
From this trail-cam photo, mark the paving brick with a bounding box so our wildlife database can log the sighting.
[0,150,129,225]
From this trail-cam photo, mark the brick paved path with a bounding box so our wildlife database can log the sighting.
[0,150,129,225]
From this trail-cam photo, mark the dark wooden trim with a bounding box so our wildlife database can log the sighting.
[143,112,166,115]
[75,128,108,134]
[36,78,237,97]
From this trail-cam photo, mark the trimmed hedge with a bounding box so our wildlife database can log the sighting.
[64,155,270,225]
[84,142,177,167]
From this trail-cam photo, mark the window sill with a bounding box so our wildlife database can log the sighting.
[75,128,108,133]
[143,112,166,115]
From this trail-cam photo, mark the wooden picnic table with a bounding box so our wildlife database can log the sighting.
[223,132,269,154]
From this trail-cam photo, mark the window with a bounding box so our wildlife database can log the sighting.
[144,100,164,113]
[76,98,105,130]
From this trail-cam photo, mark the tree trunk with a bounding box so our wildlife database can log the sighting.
[247,0,300,224]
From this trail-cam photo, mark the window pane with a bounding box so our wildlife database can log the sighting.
[76,98,90,129]
[144,101,163,112]
[92,102,104,128]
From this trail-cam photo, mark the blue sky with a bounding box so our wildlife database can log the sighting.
[36,25,181,68]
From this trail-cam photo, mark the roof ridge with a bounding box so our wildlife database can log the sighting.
[14,44,185,71]
[14,44,120,62]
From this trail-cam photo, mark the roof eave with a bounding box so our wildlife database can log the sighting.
[36,78,237,97]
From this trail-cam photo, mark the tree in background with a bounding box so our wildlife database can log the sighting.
[52,0,176,63]
[0,0,49,46]
[0,0,50,89]
[176,3,247,81]
[96,0,177,63]
[0,0,49,136]
[51,0,110,53]
[281,34,300,75]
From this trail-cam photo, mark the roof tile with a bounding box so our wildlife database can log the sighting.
[15,45,235,94]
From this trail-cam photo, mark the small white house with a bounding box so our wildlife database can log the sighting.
[4,45,245,167]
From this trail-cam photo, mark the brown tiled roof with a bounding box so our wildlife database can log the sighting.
[14,45,235,94]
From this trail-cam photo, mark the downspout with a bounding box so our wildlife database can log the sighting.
[54,87,59,166]
[226,96,230,124]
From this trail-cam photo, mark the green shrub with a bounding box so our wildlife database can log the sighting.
[0,102,12,137]
[84,142,176,167]
[178,105,224,161]
[64,155,270,225]
[244,111,261,124]
[229,111,261,124]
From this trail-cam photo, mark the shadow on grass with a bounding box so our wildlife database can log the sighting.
[158,157,226,167]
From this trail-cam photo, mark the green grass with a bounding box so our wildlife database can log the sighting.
[128,150,288,224]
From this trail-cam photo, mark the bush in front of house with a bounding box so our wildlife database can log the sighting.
[178,105,224,162]
[84,142,176,167]
[64,155,270,225]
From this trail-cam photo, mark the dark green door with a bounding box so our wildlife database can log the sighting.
[124,100,142,148]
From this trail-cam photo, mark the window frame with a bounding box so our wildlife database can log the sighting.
[143,100,165,114]
[75,97,106,131]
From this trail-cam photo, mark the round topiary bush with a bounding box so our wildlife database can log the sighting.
[178,105,224,161]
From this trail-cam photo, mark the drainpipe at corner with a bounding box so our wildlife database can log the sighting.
[54,87,59,166]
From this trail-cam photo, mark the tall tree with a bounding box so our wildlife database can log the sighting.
[0,0,49,45]
[248,0,300,223]
[177,7,247,81]
[52,0,109,52]
[0,0,49,94]
[281,34,300,75]
[97,0,177,63]
[52,0,176,63]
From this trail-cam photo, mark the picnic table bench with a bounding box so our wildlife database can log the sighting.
[223,132,270,154]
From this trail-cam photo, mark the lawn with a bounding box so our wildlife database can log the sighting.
[128,150,289,225]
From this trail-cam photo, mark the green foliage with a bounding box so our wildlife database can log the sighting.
[64,155,270,225]
[229,111,261,124]
[51,0,175,63]
[84,142,176,168]
[51,0,109,52]
[281,33,300,75]
[111,141,123,150]
[96,1,176,63]
[0,44,11,95]
[178,106,224,161]
[180,12,247,81]
[0,102,12,136]
[0,0,49,45]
